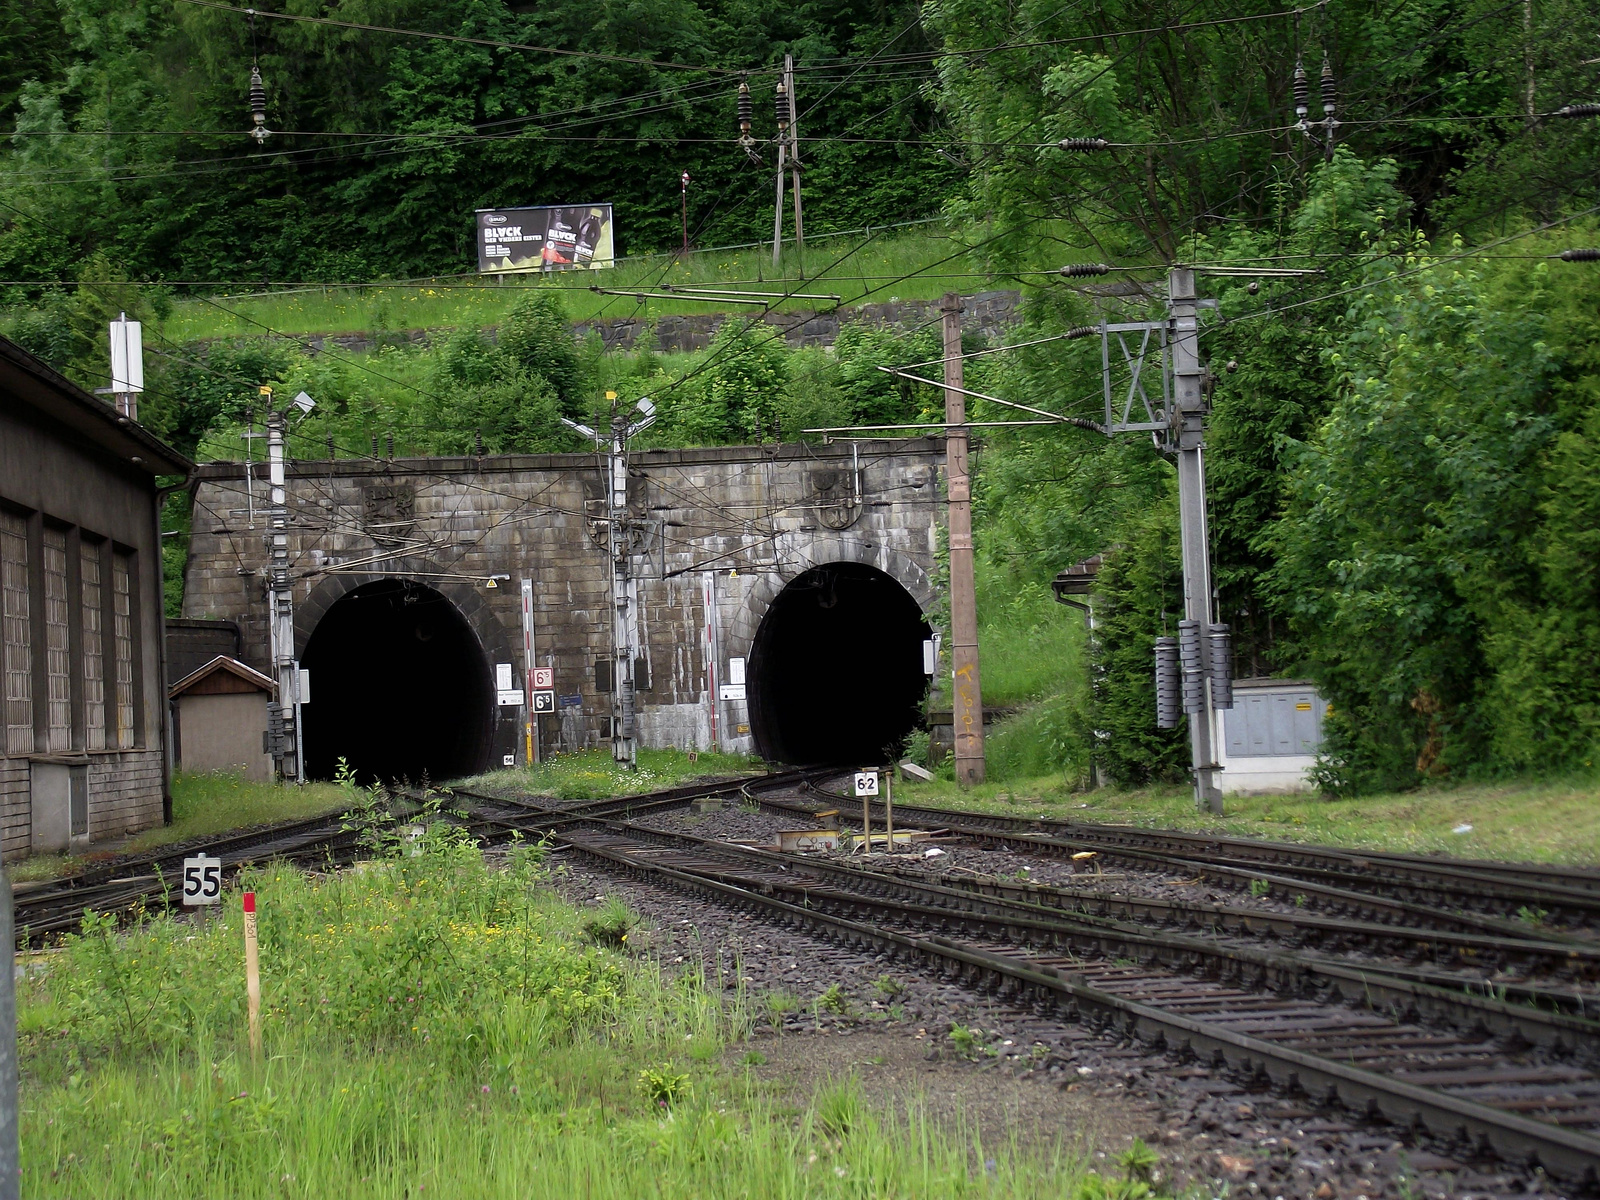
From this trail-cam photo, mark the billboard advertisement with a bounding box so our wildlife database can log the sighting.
[476,204,615,273]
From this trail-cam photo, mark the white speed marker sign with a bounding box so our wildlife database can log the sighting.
[853,771,880,797]
[182,855,222,906]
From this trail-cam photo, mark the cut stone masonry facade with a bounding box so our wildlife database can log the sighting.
[184,440,947,768]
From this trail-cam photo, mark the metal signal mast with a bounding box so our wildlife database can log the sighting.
[563,392,656,769]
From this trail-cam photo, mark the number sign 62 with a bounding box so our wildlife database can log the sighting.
[182,857,222,906]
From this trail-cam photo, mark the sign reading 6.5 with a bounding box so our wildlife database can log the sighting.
[181,856,222,906]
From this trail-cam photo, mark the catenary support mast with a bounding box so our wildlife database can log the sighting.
[265,402,301,783]
[1167,268,1222,813]
[941,294,985,785]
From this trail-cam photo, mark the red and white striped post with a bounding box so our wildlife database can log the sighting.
[242,891,261,1061]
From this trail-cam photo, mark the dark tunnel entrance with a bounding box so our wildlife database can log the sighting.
[747,562,930,765]
[301,579,494,783]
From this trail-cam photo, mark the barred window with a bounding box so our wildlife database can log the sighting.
[82,543,104,751]
[1,512,29,755]
[43,527,70,752]
[112,552,134,749]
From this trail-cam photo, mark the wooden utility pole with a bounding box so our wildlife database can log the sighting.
[941,294,984,785]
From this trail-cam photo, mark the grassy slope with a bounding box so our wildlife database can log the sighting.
[160,232,992,342]
[962,562,1600,864]
[461,747,763,800]
[19,846,1137,1198]
[9,772,351,882]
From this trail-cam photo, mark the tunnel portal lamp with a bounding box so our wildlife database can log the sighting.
[560,416,598,440]
[628,396,656,437]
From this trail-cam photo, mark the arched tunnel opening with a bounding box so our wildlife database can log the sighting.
[301,579,494,783]
[747,562,931,765]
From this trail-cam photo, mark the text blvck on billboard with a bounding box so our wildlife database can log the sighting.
[476,204,615,273]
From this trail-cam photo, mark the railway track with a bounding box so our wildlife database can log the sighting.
[772,786,1600,942]
[548,810,1600,1185]
[11,769,811,944]
[26,764,1600,1182]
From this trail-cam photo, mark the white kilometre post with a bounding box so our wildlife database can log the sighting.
[265,402,301,783]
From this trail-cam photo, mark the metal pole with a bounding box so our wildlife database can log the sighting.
[1168,268,1222,814]
[772,139,787,268]
[785,54,804,276]
[521,578,538,766]
[608,409,639,769]
[941,294,985,785]
[680,171,690,253]
[0,867,16,1200]
[703,572,721,752]
[884,768,893,853]
[265,406,300,783]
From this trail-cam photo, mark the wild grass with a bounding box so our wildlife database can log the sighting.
[19,823,1146,1198]
[894,770,1600,864]
[159,230,992,343]
[7,771,351,883]
[461,746,762,801]
[975,571,1088,711]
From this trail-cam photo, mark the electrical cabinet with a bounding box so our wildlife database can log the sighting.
[1223,685,1323,758]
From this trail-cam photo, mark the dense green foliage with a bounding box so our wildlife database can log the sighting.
[933,0,1599,789]
[0,0,956,286]
[2,0,1598,789]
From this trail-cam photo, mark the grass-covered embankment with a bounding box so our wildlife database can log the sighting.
[9,771,352,883]
[894,771,1600,865]
[19,823,1146,1198]
[462,746,764,802]
[159,230,982,343]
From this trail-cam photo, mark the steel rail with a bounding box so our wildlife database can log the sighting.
[760,791,1591,943]
[10,769,807,946]
[803,785,1600,917]
[554,824,1600,1184]
[868,860,1600,986]
[573,818,1600,1050]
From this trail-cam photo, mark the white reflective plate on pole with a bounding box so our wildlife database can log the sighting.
[181,856,222,906]
[853,771,879,797]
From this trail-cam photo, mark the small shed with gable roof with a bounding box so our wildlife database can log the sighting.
[170,656,275,782]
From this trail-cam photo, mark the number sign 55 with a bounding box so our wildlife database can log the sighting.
[182,857,223,906]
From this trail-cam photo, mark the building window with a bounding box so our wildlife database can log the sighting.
[43,527,70,752]
[82,542,105,751]
[112,552,135,749]
[1,511,30,756]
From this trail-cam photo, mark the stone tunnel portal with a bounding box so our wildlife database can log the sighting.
[301,579,495,783]
[747,562,931,765]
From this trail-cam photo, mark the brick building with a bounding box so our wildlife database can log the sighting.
[0,337,190,858]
